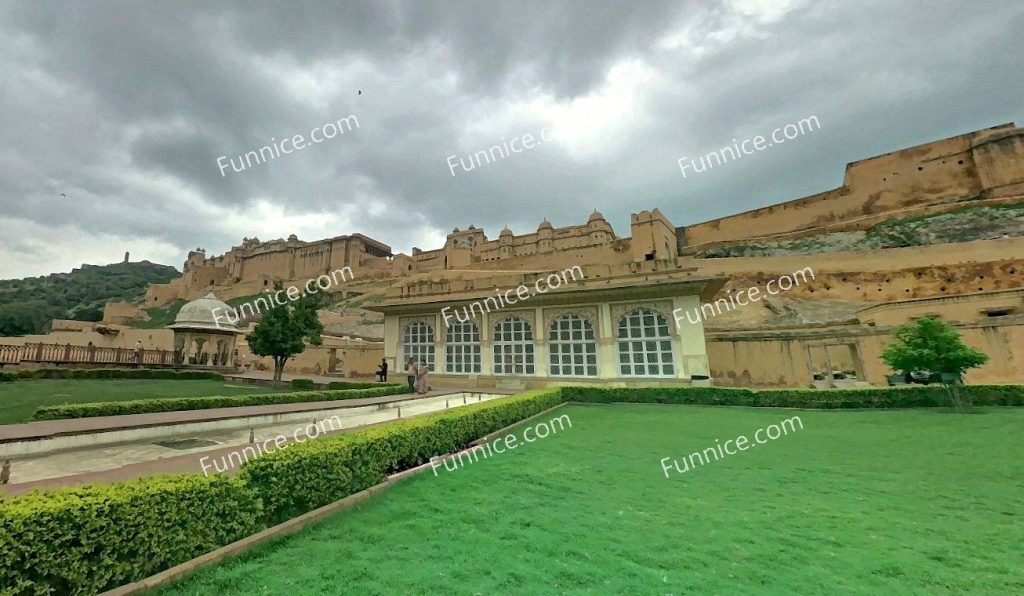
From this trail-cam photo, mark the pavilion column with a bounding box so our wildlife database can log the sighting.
[479,310,492,376]
[533,307,548,378]
[672,295,710,379]
[433,312,442,373]
[598,303,618,379]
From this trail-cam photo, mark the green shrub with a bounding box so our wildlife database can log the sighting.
[5,384,1023,594]
[326,381,391,390]
[14,369,224,381]
[241,388,565,523]
[0,371,14,383]
[560,385,1024,409]
[31,384,409,421]
[0,475,261,595]
[291,378,316,390]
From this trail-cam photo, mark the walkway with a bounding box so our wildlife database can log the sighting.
[0,387,511,496]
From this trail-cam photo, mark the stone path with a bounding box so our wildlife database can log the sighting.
[0,387,510,496]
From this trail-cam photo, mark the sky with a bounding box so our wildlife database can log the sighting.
[1,0,1022,279]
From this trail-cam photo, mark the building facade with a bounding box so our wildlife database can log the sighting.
[370,263,726,389]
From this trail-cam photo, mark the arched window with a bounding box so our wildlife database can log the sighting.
[445,321,481,373]
[616,308,675,377]
[548,314,597,377]
[403,321,435,371]
[493,316,534,375]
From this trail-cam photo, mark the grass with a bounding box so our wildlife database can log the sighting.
[0,379,283,424]
[134,299,186,329]
[159,404,1024,595]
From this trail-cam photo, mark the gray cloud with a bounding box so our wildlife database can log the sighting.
[0,0,1021,278]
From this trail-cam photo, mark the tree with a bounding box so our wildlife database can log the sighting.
[882,316,988,411]
[246,284,324,380]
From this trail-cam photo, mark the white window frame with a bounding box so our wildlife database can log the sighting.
[548,314,598,377]
[445,320,481,374]
[616,308,676,377]
[492,316,535,375]
[402,321,435,372]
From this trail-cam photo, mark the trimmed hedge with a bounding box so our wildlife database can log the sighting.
[0,371,13,383]
[31,384,410,421]
[14,369,224,381]
[240,388,566,523]
[291,378,316,390]
[560,384,1024,409]
[2,388,565,593]
[327,381,395,390]
[4,383,1024,593]
[0,475,261,595]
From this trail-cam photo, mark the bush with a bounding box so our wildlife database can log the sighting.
[14,369,224,381]
[0,371,14,383]
[0,475,262,595]
[291,378,316,390]
[326,381,391,390]
[31,384,410,421]
[240,388,565,523]
[560,385,1024,409]
[5,384,1023,593]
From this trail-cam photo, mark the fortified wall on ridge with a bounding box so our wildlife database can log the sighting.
[677,123,1024,253]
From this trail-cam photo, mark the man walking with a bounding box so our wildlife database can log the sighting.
[377,358,389,382]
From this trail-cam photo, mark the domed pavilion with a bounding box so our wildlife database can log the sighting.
[167,293,242,367]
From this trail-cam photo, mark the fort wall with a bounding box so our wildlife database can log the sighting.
[680,124,1024,250]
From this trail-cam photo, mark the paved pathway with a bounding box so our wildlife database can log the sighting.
[0,386,512,496]
[0,386,491,443]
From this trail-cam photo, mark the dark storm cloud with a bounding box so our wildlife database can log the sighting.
[0,0,1021,278]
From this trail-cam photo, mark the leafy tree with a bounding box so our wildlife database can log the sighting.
[882,316,988,410]
[246,284,324,380]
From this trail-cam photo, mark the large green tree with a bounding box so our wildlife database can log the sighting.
[246,284,324,380]
[882,316,988,410]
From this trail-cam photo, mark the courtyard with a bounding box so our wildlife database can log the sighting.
[158,404,1024,594]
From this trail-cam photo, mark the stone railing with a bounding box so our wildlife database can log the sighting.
[0,343,180,366]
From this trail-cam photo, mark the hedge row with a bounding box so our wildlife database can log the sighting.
[13,369,224,381]
[293,378,398,391]
[0,371,13,383]
[31,384,410,421]
[560,384,1024,409]
[241,388,566,522]
[5,384,1024,593]
[0,474,262,595]
[1,387,565,593]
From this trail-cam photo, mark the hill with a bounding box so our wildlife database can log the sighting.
[0,261,180,336]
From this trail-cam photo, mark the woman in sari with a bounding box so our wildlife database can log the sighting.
[416,360,429,395]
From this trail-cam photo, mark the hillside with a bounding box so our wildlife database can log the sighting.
[0,261,180,336]
[694,201,1024,258]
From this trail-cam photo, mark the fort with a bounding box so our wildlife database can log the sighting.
[7,122,1023,387]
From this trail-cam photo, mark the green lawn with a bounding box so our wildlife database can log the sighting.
[0,379,283,425]
[160,404,1024,595]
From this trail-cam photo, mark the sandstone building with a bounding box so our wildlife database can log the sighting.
[12,122,1021,386]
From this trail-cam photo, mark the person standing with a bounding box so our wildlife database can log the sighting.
[134,340,144,365]
[416,360,429,395]
[377,358,389,382]
[405,358,416,392]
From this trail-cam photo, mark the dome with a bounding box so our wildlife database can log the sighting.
[499,226,513,237]
[168,292,241,333]
[538,218,553,230]
[588,209,605,223]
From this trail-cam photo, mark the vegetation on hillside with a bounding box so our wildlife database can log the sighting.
[696,201,1024,258]
[0,262,179,336]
